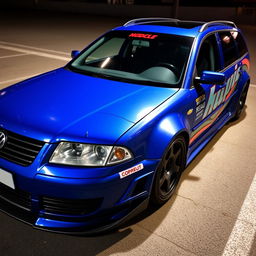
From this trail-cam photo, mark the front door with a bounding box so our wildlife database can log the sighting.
[188,33,223,145]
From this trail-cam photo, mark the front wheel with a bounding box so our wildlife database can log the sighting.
[150,136,187,205]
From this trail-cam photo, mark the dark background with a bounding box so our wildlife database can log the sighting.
[0,1,256,256]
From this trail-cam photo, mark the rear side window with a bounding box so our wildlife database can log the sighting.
[219,31,238,67]
[234,32,247,58]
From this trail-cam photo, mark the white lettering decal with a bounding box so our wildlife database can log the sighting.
[119,163,144,179]
[202,67,241,119]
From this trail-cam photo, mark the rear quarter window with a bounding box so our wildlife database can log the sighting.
[219,31,238,67]
[234,32,248,58]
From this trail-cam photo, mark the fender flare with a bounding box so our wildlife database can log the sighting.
[138,113,190,159]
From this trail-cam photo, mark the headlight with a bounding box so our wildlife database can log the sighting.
[49,142,133,166]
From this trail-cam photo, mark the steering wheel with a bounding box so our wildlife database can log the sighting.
[156,63,179,77]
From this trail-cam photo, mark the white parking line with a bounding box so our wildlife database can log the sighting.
[0,41,69,56]
[0,53,29,59]
[251,84,256,88]
[222,172,256,256]
[0,44,70,62]
[0,74,39,85]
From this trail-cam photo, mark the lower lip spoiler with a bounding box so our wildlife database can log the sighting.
[0,195,149,235]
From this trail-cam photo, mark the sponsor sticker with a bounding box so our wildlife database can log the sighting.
[196,94,205,106]
[119,163,144,179]
[196,102,205,113]
[187,109,193,115]
[129,33,158,39]
[195,109,204,120]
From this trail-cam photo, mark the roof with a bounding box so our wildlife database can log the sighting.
[114,18,237,37]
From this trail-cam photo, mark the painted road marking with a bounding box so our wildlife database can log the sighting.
[251,84,256,88]
[0,44,70,61]
[222,172,256,256]
[0,53,29,59]
[0,41,69,56]
[0,74,39,85]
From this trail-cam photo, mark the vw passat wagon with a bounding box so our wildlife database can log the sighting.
[0,18,250,233]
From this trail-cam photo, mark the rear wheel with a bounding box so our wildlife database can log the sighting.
[151,136,187,205]
[232,83,249,121]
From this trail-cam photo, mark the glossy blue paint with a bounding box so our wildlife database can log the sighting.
[0,20,250,233]
[197,71,226,85]
[71,50,80,59]
[0,68,177,143]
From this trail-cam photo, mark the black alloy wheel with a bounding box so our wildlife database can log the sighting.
[151,136,187,205]
[232,83,249,121]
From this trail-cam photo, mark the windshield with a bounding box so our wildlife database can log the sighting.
[69,31,194,87]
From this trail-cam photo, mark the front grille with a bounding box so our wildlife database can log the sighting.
[41,196,103,216]
[0,183,32,211]
[0,130,44,166]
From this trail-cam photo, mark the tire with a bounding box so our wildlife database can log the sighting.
[232,82,249,121]
[150,136,187,205]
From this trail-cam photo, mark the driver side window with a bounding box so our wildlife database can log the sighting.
[196,34,221,76]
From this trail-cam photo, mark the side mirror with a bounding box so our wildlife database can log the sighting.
[71,50,80,59]
[195,71,226,85]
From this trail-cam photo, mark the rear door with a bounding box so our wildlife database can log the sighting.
[217,31,248,104]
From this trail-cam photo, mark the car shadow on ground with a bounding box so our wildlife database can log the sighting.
[0,109,247,256]
[105,108,248,254]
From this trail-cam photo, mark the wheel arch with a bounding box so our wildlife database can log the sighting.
[150,125,188,205]
[238,70,250,92]
[144,114,190,159]
[176,130,189,150]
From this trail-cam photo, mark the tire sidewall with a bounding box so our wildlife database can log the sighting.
[150,135,187,205]
[233,82,249,120]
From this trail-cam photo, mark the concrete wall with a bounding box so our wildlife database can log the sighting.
[36,2,240,22]
[3,0,35,8]
[179,7,237,21]
[2,0,253,23]
[37,2,175,17]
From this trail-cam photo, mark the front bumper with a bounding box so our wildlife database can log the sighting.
[0,158,159,234]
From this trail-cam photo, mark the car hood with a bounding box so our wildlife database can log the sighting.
[0,68,178,144]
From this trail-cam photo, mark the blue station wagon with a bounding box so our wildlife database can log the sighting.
[0,18,250,233]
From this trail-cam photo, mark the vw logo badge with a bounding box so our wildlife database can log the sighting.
[0,132,7,149]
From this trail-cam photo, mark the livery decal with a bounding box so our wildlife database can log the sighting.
[242,58,250,71]
[190,102,227,144]
[195,94,206,120]
[119,163,144,179]
[189,65,243,144]
[202,66,241,119]
[129,33,158,39]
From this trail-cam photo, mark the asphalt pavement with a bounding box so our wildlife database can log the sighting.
[0,9,256,256]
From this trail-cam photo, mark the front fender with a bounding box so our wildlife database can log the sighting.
[117,95,190,161]
[144,113,188,159]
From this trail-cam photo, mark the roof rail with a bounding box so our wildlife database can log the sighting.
[124,17,180,27]
[199,20,237,32]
